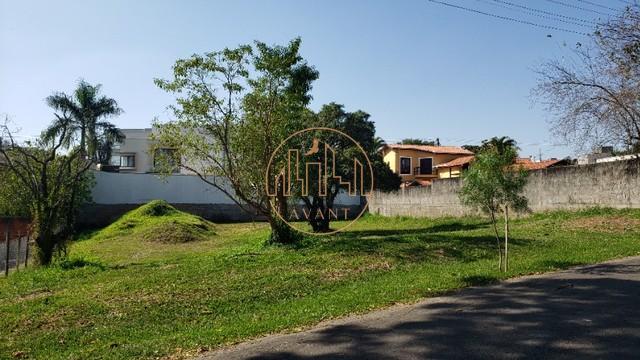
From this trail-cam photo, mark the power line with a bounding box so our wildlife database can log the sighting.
[426,0,590,36]
[543,0,614,17]
[476,0,594,28]
[576,0,621,12]
[489,0,598,25]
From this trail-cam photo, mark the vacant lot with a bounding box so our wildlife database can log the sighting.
[1,207,640,359]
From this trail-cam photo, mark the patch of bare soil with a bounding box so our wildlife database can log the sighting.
[16,289,52,303]
[567,216,640,233]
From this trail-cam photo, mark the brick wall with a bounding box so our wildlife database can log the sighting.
[0,218,31,239]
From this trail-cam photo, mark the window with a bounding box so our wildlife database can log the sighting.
[120,154,135,168]
[419,158,433,175]
[400,157,412,175]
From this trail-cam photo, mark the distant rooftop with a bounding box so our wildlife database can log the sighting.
[383,144,473,155]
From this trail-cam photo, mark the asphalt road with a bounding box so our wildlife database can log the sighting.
[201,256,640,359]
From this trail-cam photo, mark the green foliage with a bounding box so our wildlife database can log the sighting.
[459,142,528,271]
[2,209,640,359]
[43,79,123,164]
[154,38,318,244]
[0,168,31,217]
[480,136,517,155]
[462,136,517,156]
[0,129,94,265]
[91,200,215,244]
[1,80,121,265]
[400,138,440,145]
[459,146,528,215]
[293,103,399,231]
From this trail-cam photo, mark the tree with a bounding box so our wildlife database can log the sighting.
[459,142,528,272]
[462,144,481,154]
[0,169,31,217]
[0,116,93,265]
[534,6,640,153]
[153,38,318,244]
[481,136,517,155]
[400,138,440,146]
[44,80,124,163]
[292,103,400,232]
[373,136,387,151]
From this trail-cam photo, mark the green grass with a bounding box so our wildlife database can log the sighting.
[84,200,216,244]
[1,206,640,359]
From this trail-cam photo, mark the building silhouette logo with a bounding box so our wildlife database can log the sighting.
[266,127,374,235]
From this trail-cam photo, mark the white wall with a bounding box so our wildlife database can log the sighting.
[113,129,155,173]
[91,171,361,206]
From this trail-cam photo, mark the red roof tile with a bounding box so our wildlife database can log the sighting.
[516,159,563,170]
[435,155,475,168]
[401,179,432,187]
[384,144,473,155]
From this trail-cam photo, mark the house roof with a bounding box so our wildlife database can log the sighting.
[383,144,473,155]
[512,157,569,170]
[434,156,568,171]
[435,155,475,168]
[517,159,565,170]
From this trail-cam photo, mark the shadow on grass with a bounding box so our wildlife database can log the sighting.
[292,223,532,264]
[537,259,585,269]
[57,258,107,271]
[344,221,491,238]
[462,275,500,287]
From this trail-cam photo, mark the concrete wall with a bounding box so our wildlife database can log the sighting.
[91,171,238,205]
[80,171,362,227]
[368,159,640,218]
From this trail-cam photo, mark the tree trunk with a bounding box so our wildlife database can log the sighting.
[80,124,87,159]
[34,220,56,265]
[267,213,301,244]
[489,210,503,271]
[504,206,509,272]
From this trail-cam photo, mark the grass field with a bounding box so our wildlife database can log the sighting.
[1,206,640,359]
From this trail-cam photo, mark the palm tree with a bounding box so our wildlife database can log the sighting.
[374,136,387,151]
[44,80,123,163]
[95,122,125,165]
[481,136,518,156]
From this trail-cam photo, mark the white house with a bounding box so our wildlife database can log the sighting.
[107,128,184,174]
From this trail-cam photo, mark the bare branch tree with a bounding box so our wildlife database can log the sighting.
[534,5,640,153]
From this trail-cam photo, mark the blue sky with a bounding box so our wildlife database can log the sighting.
[0,0,628,158]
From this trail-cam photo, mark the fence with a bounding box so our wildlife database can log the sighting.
[79,171,363,228]
[0,218,32,276]
[369,159,640,218]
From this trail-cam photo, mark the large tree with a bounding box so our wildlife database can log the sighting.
[0,116,93,265]
[44,80,124,163]
[153,38,318,244]
[534,6,640,153]
[292,103,400,232]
